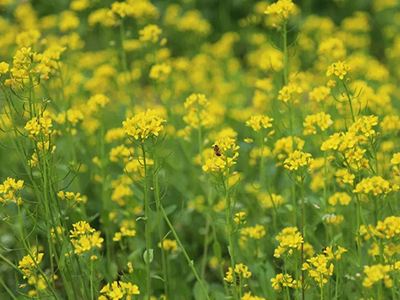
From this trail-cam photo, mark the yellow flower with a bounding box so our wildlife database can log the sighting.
[18,252,44,279]
[234,212,246,224]
[323,214,344,226]
[390,153,400,165]
[70,221,103,254]
[326,61,350,79]
[303,112,333,135]
[113,227,136,242]
[271,273,297,291]
[309,86,331,103]
[302,254,334,287]
[246,115,273,132]
[278,84,303,103]
[100,281,140,299]
[123,109,166,141]
[283,150,314,172]
[328,192,352,206]
[158,239,178,253]
[149,63,171,82]
[241,224,266,239]
[202,137,240,173]
[139,24,162,43]
[363,264,392,289]
[0,61,9,74]
[224,263,252,284]
[59,11,79,32]
[241,292,266,300]
[0,177,24,204]
[353,176,392,196]
[264,0,294,20]
[274,227,303,258]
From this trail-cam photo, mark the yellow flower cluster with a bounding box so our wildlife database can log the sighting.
[328,192,352,206]
[25,114,53,136]
[363,264,392,289]
[110,145,133,163]
[69,221,104,254]
[123,109,166,141]
[224,263,252,284]
[87,93,110,114]
[234,212,246,224]
[57,191,86,203]
[183,93,213,129]
[302,246,347,287]
[381,115,400,132]
[241,293,265,300]
[283,150,314,171]
[318,37,346,60]
[353,176,392,196]
[278,84,303,103]
[335,169,355,185]
[303,112,333,135]
[6,47,51,88]
[113,227,136,242]
[361,216,400,240]
[18,252,44,279]
[349,115,379,138]
[0,177,24,204]
[321,116,378,168]
[202,137,240,173]
[274,136,305,159]
[271,273,297,291]
[241,224,266,240]
[264,0,294,20]
[0,61,9,74]
[158,239,178,253]
[258,193,286,209]
[390,152,400,165]
[149,63,171,82]
[274,227,303,258]
[99,281,140,300]
[309,86,331,103]
[326,61,350,80]
[302,254,334,287]
[246,115,273,132]
[323,214,344,226]
[139,24,162,43]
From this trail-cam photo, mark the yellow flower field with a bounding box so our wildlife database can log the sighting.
[1,0,400,299]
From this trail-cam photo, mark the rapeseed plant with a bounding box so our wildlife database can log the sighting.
[1,0,400,299]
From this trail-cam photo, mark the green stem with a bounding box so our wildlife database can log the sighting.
[356,199,363,269]
[201,215,210,280]
[141,142,152,300]
[152,141,169,298]
[300,177,305,300]
[0,277,18,300]
[341,80,355,122]
[119,20,128,74]
[223,162,238,300]
[335,261,339,300]
[100,123,112,277]
[90,258,94,300]
[159,204,210,300]
[283,21,288,85]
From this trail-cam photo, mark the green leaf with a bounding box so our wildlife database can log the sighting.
[143,249,154,264]
[213,241,222,262]
[193,281,209,300]
[150,274,165,282]
[163,204,177,215]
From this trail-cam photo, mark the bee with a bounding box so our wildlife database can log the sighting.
[213,144,222,156]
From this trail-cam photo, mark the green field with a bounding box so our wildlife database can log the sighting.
[1,0,400,299]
